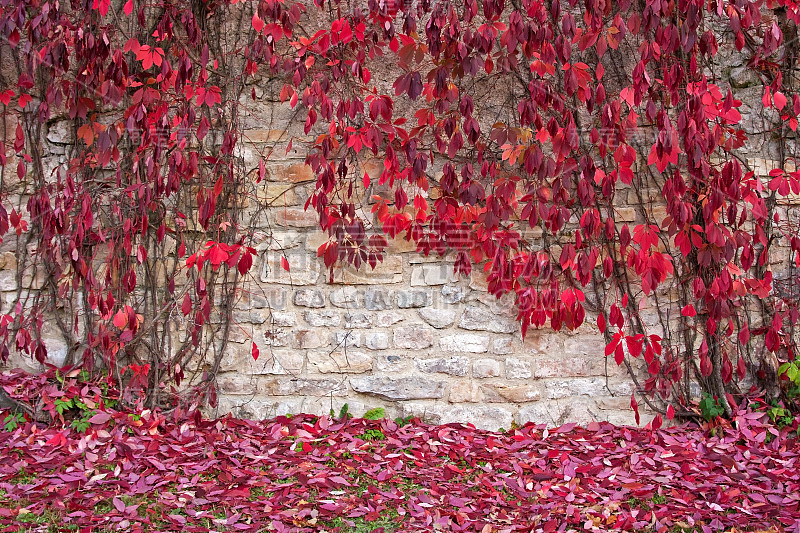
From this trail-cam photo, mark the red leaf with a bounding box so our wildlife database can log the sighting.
[681,304,696,317]
[123,0,133,15]
[252,342,259,361]
[181,293,192,316]
[281,256,290,272]
[666,404,675,420]
[88,412,111,424]
[630,394,640,425]
[112,309,127,329]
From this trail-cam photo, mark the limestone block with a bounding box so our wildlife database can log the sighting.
[439,334,490,353]
[396,289,432,309]
[351,376,445,401]
[473,358,502,378]
[410,264,458,286]
[393,324,434,350]
[344,312,373,329]
[364,288,396,310]
[365,332,390,350]
[308,350,373,374]
[331,256,403,284]
[329,287,364,308]
[459,305,518,334]
[260,254,320,285]
[304,310,340,327]
[294,288,326,308]
[415,356,470,376]
[417,308,456,329]
[505,357,533,379]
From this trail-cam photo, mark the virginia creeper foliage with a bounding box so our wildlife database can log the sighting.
[1,0,800,418]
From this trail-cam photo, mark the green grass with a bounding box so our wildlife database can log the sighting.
[322,507,400,533]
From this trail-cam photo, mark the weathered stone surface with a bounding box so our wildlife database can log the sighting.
[441,285,467,304]
[394,324,434,350]
[269,161,314,183]
[304,310,341,327]
[269,311,296,327]
[449,381,484,403]
[333,331,362,348]
[410,264,458,286]
[473,358,502,378]
[294,289,325,308]
[351,376,445,400]
[364,288,395,310]
[220,346,304,375]
[491,384,542,403]
[417,308,456,329]
[47,121,74,144]
[505,357,533,379]
[514,398,601,427]
[491,338,513,355]
[563,335,606,357]
[401,404,513,431]
[274,207,318,227]
[329,287,364,308]
[260,329,291,347]
[294,330,330,349]
[262,378,347,396]
[332,256,403,284]
[544,377,610,399]
[365,332,389,350]
[373,354,409,373]
[216,374,260,395]
[396,289,432,308]
[247,288,289,310]
[308,350,373,373]
[344,312,373,329]
[523,332,563,354]
[261,254,320,285]
[439,334,490,353]
[376,311,404,327]
[534,356,589,378]
[459,306,518,333]
[415,356,470,376]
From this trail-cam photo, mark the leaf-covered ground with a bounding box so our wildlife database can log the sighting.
[1,371,799,533]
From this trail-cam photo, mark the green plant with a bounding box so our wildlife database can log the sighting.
[363,407,385,420]
[394,416,414,427]
[3,413,25,431]
[330,403,350,421]
[699,393,725,422]
[767,401,795,429]
[358,428,386,441]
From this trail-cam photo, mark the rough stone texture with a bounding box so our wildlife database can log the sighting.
[365,332,389,350]
[396,289,432,308]
[364,289,395,310]
[308,350,373,374]
[344,312,373,329]
[458,305,518,333]
[330,287,364,308]
[304,310,340,327]
[394,324,434,350]
[294,289,325,308]
[472,358,502,378]
[410,264,458,286]
[417,308,456,329]
[505,357,533,379]
[439,334,490,353]
[351,376,445,400]
[415,356,470,376]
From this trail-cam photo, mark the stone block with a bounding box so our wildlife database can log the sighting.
[294,288,325,308]
[247,288,289,310]
[491,384,542,403]
[410,264,458,286]
[261,378,347,396]
[396,289,432,308]
[449,382,484,403]
[304,310,340,327]
[439,334,490,353]
[417,308,456,329]
[393,324,434,350]
[308,350,373,373]
[274,207,319,228]
[563,335,606,357]
[269,311,296,327]
[373,354,410,373]
[533,356,590,378]
[544,377,609,399]
[331,256,403,284]
[294,330,330,349]
[523,332,563,354]
[329,287,364,308]
[333,331,362,348]
[402,404,513,431]
[344,312,373,329]
[415,356,470,376]
[365,332,390,350]
[351,376,445,401]
[491,338,513,355]
[473,358,502,378]
[364,288,395,310]
[505,357,533,379]
[514,397,601,428]
[459,306,518,334]
[260,254,320,285]
[376,311,404,327]
[441,285,468,304]
[269,162,314,183]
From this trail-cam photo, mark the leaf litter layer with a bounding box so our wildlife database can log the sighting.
[1,372,799,533]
